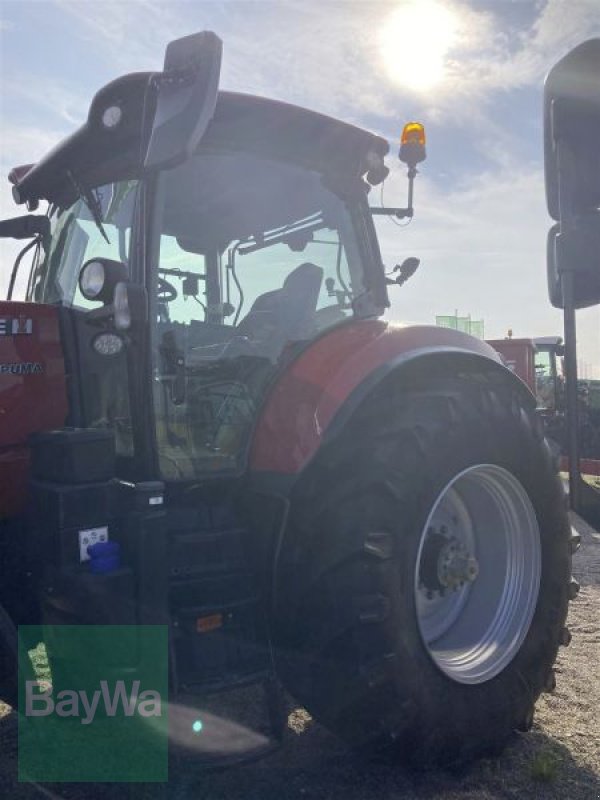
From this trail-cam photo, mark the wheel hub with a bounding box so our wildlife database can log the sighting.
[437,538,479,590]
[418,527,479,595]
[414,464,541,685]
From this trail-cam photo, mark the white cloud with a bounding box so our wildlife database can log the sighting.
[3,77,87,127]
[377,158,599,374]
[1,0,597,372]
[0,122,67,179]
[44,1,600,132]
[0,122,66,299]
[54,0,208,73]
[442,0,600,98]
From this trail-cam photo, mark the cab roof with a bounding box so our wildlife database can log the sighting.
[10,75,389,209]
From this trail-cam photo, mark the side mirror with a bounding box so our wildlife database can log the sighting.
[0,215,49,240]
[547,213,600,309]
[144,31,222,170]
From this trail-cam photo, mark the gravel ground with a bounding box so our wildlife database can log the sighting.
[1,511,598,800]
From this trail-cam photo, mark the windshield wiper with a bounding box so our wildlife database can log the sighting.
[67,171,110,244]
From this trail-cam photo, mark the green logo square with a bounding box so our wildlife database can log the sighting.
[18,625,169,783]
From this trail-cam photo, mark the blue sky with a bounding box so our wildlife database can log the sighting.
[0,0,598,374]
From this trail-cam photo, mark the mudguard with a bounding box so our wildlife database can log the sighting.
[249,320,534,477]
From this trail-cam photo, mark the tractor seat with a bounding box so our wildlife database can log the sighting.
[189,262,323,363]
[236,261,324,345]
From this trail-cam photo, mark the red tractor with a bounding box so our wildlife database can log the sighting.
[0,32,574,768]
[489,335,600,480]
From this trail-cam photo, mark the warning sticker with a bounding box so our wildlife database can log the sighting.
[78,527,109,562]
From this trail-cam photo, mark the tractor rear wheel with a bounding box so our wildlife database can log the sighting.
[273,371,571,767]
[0,605,20,709]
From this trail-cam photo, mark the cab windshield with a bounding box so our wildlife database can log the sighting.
[152,152,372,479]
[27,181,139,460]
[29,181,138,306]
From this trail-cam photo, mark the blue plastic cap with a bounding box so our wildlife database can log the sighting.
[87,540,121,574]
[89,554,121,575]
[87,540,120,559]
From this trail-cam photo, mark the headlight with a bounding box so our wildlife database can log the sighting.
[92,332,124,357]
[78,257,128,305]
[79,260,106,300]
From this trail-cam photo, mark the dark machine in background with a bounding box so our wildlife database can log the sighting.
[544,38,600,527]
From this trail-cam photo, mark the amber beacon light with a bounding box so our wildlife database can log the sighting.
[399,122,427,167]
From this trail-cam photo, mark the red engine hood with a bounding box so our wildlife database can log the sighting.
[0,302,68,516]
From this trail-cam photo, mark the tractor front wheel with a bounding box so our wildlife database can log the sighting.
[273,371,571,766]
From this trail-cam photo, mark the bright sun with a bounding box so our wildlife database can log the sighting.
[379,0,459,92]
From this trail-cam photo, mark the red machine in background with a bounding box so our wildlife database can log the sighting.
[487,337,537,392]
[490,336,600,478]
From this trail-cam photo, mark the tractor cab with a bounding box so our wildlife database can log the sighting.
[150,140,378,479]
[7,46,390,486]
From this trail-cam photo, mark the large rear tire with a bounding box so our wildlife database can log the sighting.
[273,369,571,767]
[0,605,20,709]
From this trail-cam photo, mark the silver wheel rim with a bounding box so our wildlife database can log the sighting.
[414,464,541,684]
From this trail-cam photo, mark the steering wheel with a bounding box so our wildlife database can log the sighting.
[157,277,178,303]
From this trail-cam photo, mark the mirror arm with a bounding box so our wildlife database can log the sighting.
[7,237,42,301]
[370,207,413,219]
[83,305,116,326]
[0,215,50,240]
[555,138,586,510]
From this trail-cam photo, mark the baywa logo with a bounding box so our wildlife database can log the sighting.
[19,625,169,783]
[25,678,162,725]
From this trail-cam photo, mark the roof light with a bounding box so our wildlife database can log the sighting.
[102,106,122,129]
[401,122,426,146]
[399,122,427,168]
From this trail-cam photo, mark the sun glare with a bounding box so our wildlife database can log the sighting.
[379,0,459,92]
